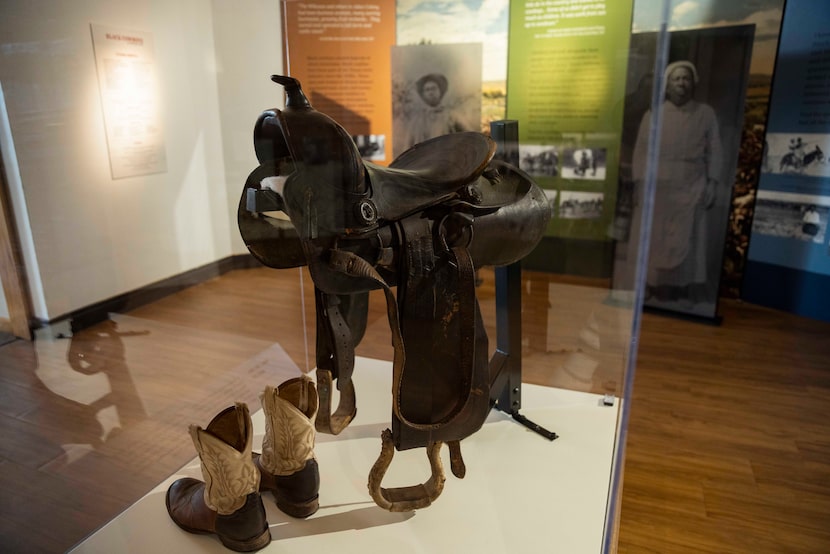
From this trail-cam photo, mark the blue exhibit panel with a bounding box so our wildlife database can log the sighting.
[744,0,830,321]
[765,5,830,132]
[743,261,830,323]
[747,234,830,276]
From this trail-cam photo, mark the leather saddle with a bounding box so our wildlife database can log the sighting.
[238,75,550,511]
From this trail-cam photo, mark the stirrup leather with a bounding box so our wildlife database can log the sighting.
[315,368,356,435]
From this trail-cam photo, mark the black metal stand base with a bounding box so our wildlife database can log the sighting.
[510,411,559,441]
[488,120,558,444]
[488,262,558,443]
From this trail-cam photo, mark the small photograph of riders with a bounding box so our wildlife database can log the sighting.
[559,190,604,219]
[560,147,607,180]
[762,133,828,177]
[542,187,558,212]
[352,134,386,161]
[751,190,829,245]
[519,144,560,177]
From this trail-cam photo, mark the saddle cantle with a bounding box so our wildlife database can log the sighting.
[363,132,495,222]
[238,75,550,511]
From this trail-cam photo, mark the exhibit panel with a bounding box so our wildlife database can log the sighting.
[743,0,830,323]
[614,25,755,321]
[0,0,685,552]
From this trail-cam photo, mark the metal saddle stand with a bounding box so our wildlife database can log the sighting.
[488,121,559,443]
[238,75,554,512]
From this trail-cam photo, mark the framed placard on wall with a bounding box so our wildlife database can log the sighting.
[90,24,167,179]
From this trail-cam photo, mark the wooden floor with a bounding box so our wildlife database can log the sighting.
[1,266,828,552]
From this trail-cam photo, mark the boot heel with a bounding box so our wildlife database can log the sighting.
[277,495,319,519]
[215,492,271,551]
[218,527,271,552]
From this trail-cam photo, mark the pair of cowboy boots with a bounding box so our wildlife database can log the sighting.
[165,377,319,552]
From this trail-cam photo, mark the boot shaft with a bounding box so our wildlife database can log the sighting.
[260,376,318,476]
[189,403,260,515]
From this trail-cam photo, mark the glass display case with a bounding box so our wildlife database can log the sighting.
[0,0,722,552]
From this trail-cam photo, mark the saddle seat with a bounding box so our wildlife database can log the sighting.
[364,132,496,223]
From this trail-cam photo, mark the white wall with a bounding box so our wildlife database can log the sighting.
[211,0,284,255]
[0,0,283,321]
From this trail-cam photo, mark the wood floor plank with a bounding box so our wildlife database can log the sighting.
[0,457,126,552]
[619,295,830,553]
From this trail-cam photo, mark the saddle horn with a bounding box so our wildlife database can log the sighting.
[271,75,311,109]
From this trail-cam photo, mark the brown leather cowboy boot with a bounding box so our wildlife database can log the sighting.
[166,403,270,552]
[254,377,320,518]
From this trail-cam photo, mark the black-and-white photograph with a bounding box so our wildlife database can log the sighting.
[613,25,755,319]
[559,191,604,220]
[352,134,386,161]
[519,144,559,177]
[391,43,482,158]
[752,191,829,244]
[543,188,558,212]
[762,132,829,176]
[560,148,607,180]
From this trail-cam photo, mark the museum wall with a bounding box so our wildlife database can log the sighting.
[0,0,283,321]
[209,0,284,255]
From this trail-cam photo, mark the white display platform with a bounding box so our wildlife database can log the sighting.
[72,357,619,554]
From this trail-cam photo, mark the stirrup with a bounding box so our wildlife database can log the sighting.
[367,429,445,512]
[315,368,356,435]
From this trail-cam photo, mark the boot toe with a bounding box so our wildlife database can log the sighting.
[166,477,216,534]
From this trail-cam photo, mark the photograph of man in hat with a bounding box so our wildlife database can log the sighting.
[401,72,471,150]
[391,43,482,157]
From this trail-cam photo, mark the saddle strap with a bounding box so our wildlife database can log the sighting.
[315,290,356,386]
[447,440,466,479]
[314,291,358,435]
[328,247,478,432]
[315,368,356,435]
